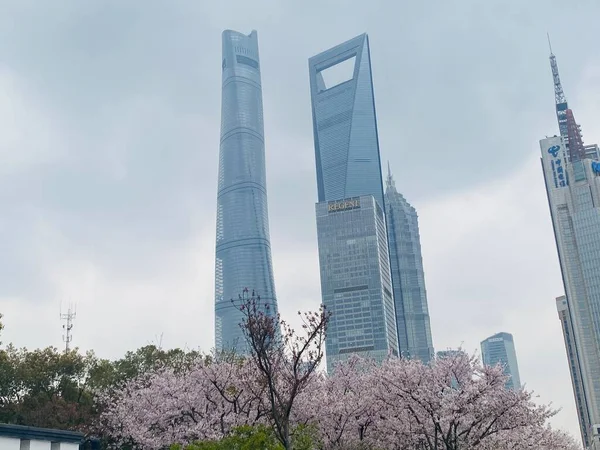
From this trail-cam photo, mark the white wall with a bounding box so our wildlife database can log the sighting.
[0,438,78,450]
[0,436,20,450]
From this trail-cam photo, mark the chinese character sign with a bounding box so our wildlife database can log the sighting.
[546,143,567,188]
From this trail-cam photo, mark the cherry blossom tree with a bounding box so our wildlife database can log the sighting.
[238,288,330,450]
[98,312,581,450]
[98,355,267,449]
[478,425,582,450]
[295,355,380,449]
[370,352,558,450]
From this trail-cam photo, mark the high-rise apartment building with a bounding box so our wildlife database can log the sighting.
[385,165,434,362]
[214,30,278,353]
[308,34,399,371]
[480,332,521,390]
[542,48,600,449]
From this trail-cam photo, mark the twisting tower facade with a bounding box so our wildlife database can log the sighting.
[214,30,278,353]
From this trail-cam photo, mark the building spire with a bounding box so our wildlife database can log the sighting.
[547,39,588,162]
[548,38,570,145]
[386,161,396,192]
[549,36,566,106]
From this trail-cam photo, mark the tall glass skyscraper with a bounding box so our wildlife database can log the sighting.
[214,30,278,353]
[385,165,434,362]
[557,295,592,447]
[309,34,399,372]
[542,136,600,448]
[309,33,385,209]
[543,47,600,449]
[480,332,521,390]
[316,196,398,371]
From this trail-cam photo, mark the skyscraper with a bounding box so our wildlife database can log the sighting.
[480,332,521,390]
[557,295,592,447]
[436,349,466,360]
[309,33,385,209]
[385,165,434,362]
[214,30,278,353]
[542,47,600,449]
[309,34,399,371]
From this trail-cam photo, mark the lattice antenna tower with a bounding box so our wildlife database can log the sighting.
[60,303,77,353]
[547,34,586,162]
[548,34,569,143]
[548,33,566,105]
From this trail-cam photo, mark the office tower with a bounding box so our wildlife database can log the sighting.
[557,296,592,447]
[385,165,434,362]
[315,196,398,371]
[436,349,466,360]
[480,332,521,390]
[309,33,385,208]
[214,30,278,353]
[437,349,467,388]
[543,47,600,449]
[309,34,398,372]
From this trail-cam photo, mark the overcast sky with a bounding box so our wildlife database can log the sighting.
[1,0,599,439]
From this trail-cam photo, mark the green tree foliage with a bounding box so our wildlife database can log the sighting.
[0,345,96,429]
[88,345,201,391]
[170,425,284,450]
[168,424,320,450]
[0,315,200,434]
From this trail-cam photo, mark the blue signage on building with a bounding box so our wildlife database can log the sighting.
[592,161,600,175]
[547,144,567,188]
[548,145,561,158]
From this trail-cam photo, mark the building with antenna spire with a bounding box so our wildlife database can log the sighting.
[548,36,599,164]
[540,43,600,450]
[385,164,434,362]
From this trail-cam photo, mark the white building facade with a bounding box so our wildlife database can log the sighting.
[541,136,600,449]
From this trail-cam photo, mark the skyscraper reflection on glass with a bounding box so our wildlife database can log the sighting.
[309,34,399,371]
[214,30,278,353]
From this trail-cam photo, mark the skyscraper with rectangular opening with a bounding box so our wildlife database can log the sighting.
[309,34,398,372]
[214,29,278,353]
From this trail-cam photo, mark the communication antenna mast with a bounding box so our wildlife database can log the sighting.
[60,303,76,353]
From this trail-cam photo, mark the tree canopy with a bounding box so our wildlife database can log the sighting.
[0,306,583,450]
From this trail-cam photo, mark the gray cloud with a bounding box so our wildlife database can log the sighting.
[1,0,599,440]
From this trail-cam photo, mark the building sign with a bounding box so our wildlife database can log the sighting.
[592,161,600,175]
[488,337,503,343]
[547,144,567,188]
[328,198,361,213]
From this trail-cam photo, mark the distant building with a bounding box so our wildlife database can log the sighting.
[436,349,467,388]
[214,30,279,353]
[308,34,399,372]
[436,349,466,360]
[480,332,521,390]
[385,165,434,362]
